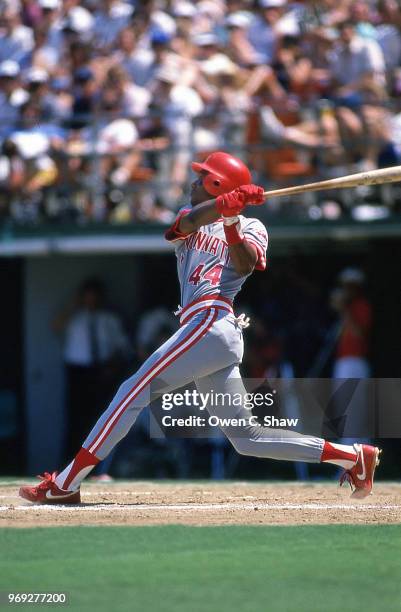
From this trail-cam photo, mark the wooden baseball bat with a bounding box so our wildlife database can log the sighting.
[262,165,401,199]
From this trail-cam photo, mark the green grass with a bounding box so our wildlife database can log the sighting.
[1,526,400,612]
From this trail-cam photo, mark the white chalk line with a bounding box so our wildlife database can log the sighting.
[0,492,155,500]
[1,502,401,512]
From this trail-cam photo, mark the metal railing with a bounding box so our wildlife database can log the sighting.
[0,103,400,227]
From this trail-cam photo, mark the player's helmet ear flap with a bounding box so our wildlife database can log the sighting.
[191,151,252,196]
[202,172,234,197]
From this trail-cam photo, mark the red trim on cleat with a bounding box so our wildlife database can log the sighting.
[339,444,381,499]
[19,472,81,504]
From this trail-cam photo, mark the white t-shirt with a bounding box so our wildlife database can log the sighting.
[64,309,129,366]
[95,118,138,154]
[376,25,401,71]
[121,83,151,117]
[0,25,34,64]
[330,36,385,86]
[94,2,134,47]
[247,16,278,63]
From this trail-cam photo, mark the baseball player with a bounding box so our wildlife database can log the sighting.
[19,151,380,504]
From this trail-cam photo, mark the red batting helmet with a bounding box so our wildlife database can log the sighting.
[191,151,252,196]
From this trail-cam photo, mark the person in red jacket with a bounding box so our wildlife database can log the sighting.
[331,267,373,443]
[332,268,372,379]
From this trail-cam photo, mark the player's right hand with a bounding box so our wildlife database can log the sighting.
[215,184,265,217]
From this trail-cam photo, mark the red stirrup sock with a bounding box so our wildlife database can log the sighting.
[55,447,100,491]
[320,441,358,469]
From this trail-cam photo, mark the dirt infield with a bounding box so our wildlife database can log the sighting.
[1,481,401,527]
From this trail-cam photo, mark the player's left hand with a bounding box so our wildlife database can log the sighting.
[216,191,246,217]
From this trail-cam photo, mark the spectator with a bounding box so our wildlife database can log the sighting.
[0,5,34,64]
[61,5,94,46]
[331,268,372,379]
[329,20,386,104]
[225,12,260,68]
[329,20,388,168]
[150,64,204,202]
[0,139,25,221]
[173,1,199,38]
[102,65,151,119]
[37,0,63,53]
[23,67,55,119]
[116,29,175,88]
[0,0,400,226]
[53,278,131,461]
[70,66,97,128]
[331,268,373,442]
[349,0,377,40]
[376,0,401,76]
[247,0,286,64]
[0,60,28,139]
[8,100,59,222]
[25,23,60,72]
[93,0,134,52]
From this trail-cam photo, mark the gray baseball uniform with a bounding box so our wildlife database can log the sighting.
[78,207,324,478]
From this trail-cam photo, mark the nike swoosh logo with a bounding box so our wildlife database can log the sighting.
[356,447,366,480]
[45,489,77,500]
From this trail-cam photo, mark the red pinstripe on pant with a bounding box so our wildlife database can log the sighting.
[87,307,218,456]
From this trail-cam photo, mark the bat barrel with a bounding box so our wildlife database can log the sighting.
[262,165,401,199]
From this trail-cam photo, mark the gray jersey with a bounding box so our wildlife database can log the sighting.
[165,205,268,307]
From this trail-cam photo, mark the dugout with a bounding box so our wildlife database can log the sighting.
[0,218,400,477]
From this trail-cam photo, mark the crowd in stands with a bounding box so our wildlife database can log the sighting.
[0,0,401,225]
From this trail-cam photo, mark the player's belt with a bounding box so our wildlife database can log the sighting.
[179,295,233,325]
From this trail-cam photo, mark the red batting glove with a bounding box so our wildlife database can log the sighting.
[215,190,246,217]
[237,184,265,205]
[216,185,265,216]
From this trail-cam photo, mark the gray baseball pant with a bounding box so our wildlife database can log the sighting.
[82,308,324,462]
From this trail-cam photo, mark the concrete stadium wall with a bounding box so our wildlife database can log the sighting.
[24,254,141,475]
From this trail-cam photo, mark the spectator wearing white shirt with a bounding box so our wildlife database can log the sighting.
[103,65,151,119]
[37,0,64,57]
[376,0,401,75]
[90,79,143,210]
[329,21,388,168]
[53,278,131,460]
[247,0,286,64]
[329,21,386,101]
[93,0,134,51]
[8,100,60,222]
[24,24,60,73]
[173,1,199,39]
[225,12,259,68]
[0,6,34,65]
[61,5,94,45]
[151,64,204,202]
[0,61,29,139]
[116,28,174,88]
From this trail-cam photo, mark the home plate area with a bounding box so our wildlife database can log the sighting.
[1,482,401,527]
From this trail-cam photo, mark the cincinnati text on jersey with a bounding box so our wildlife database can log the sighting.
[184,230,230,264]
